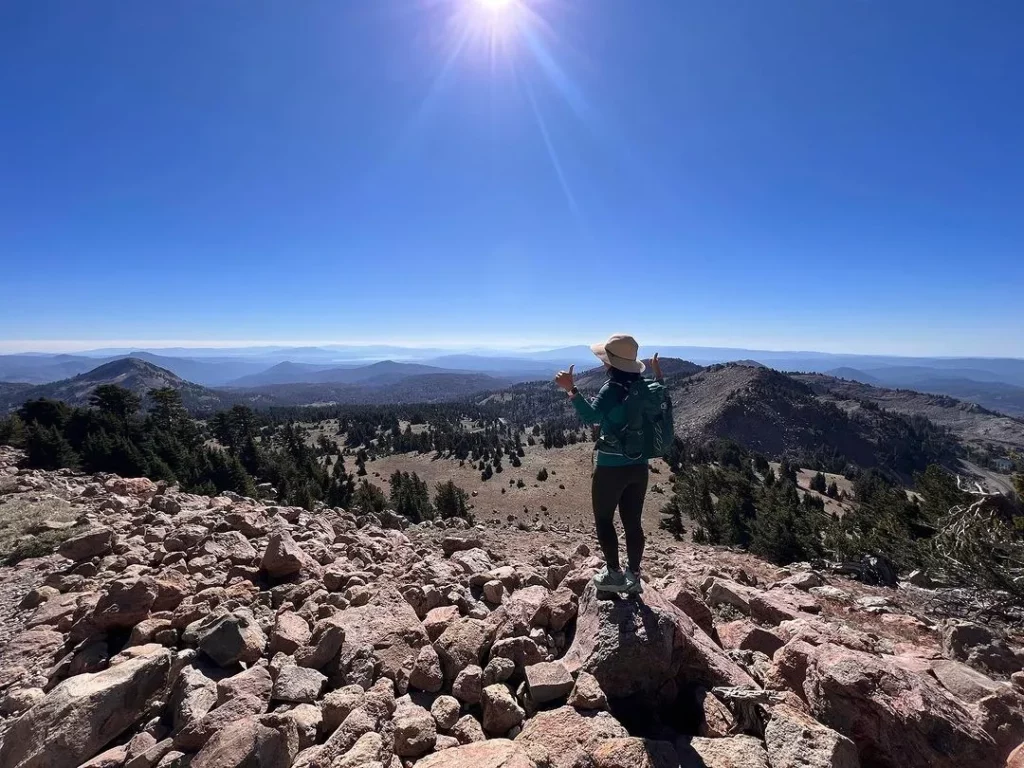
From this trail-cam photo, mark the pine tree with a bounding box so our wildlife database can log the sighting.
[537,468,548,482]
[676,467,717,544]
[434,480,472,521]
[810,471,828,493]
[24,423,78,470]
[389,470,434,522]
[0,414,26,446]
[750,480,823,564]
[778,460,798,485]
[826,480,839,498]
[89,385,141,422]
[352,480,388,516]
[18,398,72,430]
[148,388,186,431]
[327,458,355,508]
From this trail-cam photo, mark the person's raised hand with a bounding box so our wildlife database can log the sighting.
[554,364,575,393]
[650,352,663,380]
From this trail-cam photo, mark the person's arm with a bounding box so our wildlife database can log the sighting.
[570,382,618,424]
[556,365,614,424]
[649,352,664,381]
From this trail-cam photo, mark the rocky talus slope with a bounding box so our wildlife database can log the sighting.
[0,447,1022,768]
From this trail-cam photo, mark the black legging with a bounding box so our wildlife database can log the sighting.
[592,463,648,573]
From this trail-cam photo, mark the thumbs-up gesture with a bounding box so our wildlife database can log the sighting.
[555,365,575,393]
[649,352,663,380]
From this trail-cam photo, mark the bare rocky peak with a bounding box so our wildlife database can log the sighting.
[0,446,1021,767]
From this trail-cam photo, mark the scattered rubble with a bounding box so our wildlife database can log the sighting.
[0,446,1021,767]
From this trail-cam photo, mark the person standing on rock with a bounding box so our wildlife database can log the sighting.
[555,334,672,596]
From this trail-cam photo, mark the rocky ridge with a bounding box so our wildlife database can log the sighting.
[0,445,1022,768]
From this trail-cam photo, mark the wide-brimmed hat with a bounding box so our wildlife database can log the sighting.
[590,333,645,374]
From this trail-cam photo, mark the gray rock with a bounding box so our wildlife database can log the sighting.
[451,713,487,744]
[59,527,115,561]
[196,609,267,667]
[431,695,461,731]
[681,735,770,768]
[567,671,608,711]
[393,698,437,758]
[482,684,525,736]
[764,705,859,768]
[272,665,326,703]
[452,664,484,706]
[525,661,574,704]
[0,645,171,768]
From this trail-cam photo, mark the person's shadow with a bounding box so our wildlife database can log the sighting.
[597,592,672,661]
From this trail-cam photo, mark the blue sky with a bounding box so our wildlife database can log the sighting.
[1,0,1022,356]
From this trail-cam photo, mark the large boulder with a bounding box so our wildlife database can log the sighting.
[515,706,628,768]
[941,620,1024,676]
[764,638,817,701]
[750,586,820,626]
[591,738,679,768]
[0,645,171,768]
[190,714,298,768]
[662,582,715,637]
[804,643,998,768]
[436,618,494,682]
[568,671,609,711]
[717,620,784,658]
[168,663,222,734]
[272,665,326,703]
[294,616,345,669]
[393,697,437,758]
[443,536,484,557]
[58,527,115,561]
[482,684,525,736]
[493,585,550,640]
[92,576,159,630]
[332,586,429,693]
[764,705,860,768]
[525,661,574,705]
[680,735,770,768]
[931,659,1008,704]
[561,583,755,705]
[261,528,306,577]
[270,611,311,655]
[431,694,461,731]
[196,609,267,667]
[416,739,537,768]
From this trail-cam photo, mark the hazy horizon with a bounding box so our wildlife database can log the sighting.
[2,337,1024,361]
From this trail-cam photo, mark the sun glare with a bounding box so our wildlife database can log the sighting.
[477,0,513,9]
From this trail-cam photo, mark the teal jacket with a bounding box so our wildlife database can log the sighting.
[570,381,648,467]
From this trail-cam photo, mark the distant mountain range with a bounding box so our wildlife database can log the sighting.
[3,344,1024,423]
[0,358,512,413]
[482,360,1024,476]
[0,358,234,412]
[3,356,1022,478]
[824,366,1024,417]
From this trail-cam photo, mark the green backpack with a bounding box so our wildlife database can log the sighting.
[599,379,674,461]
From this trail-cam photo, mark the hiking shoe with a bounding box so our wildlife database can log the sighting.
[593,566,628,593]
[624,567,644,595]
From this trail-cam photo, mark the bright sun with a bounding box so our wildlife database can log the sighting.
[476,0,513,10]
